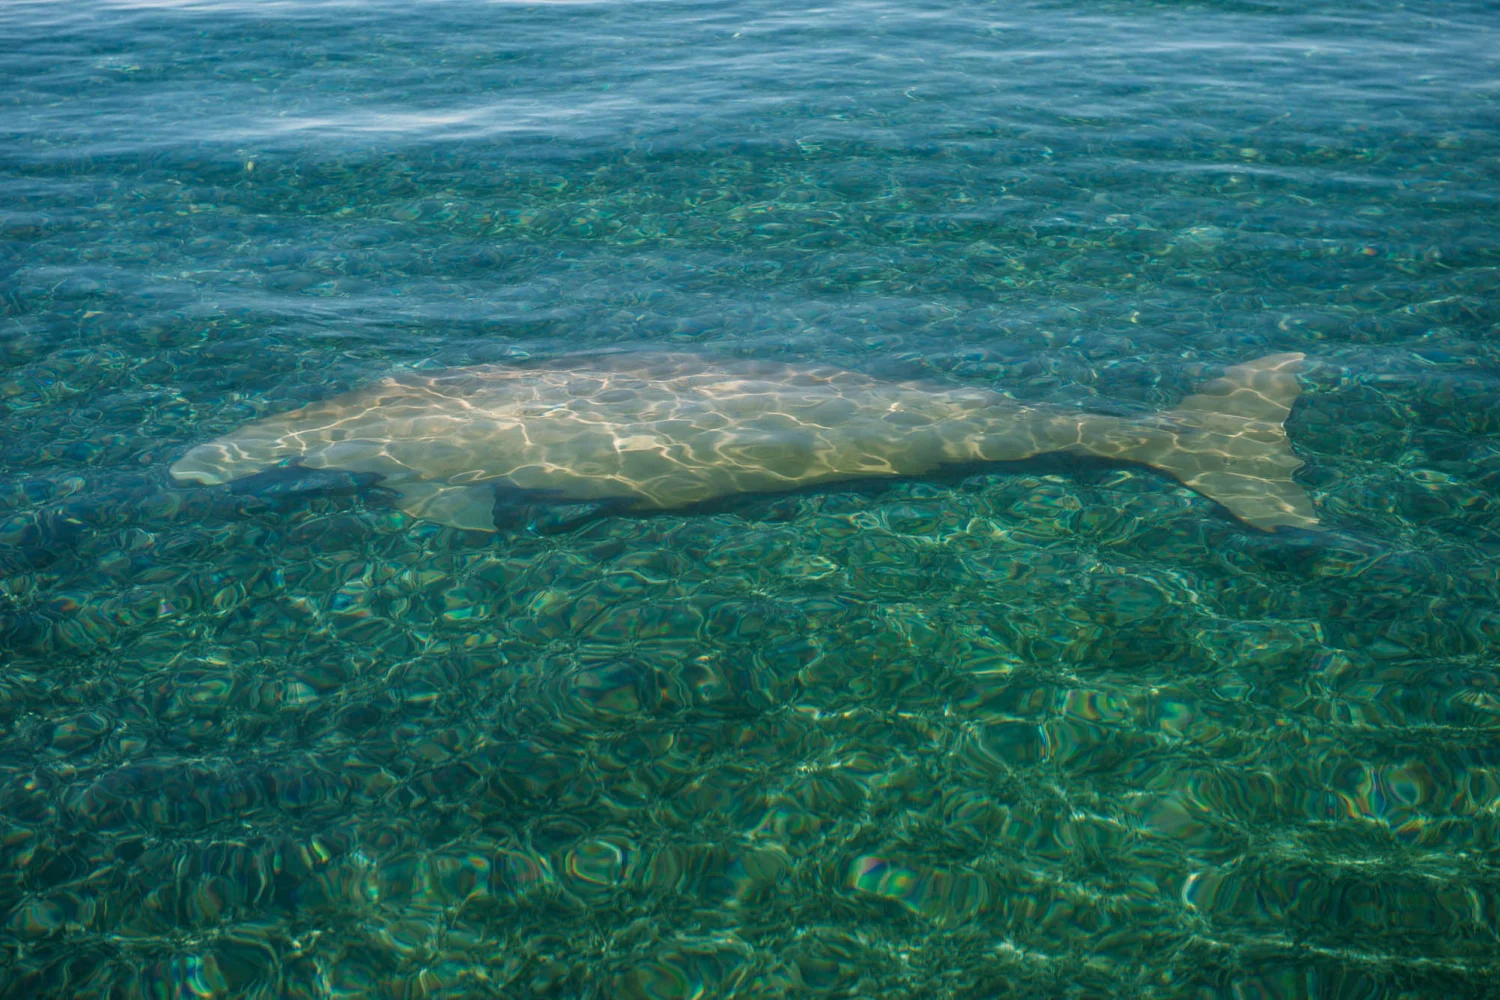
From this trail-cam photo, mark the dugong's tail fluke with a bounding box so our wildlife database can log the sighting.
[1145,352,1318,531]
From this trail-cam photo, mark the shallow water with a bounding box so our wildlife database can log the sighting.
[2,0,1500,997]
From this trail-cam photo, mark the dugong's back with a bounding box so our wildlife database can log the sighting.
[169,355,1018,526]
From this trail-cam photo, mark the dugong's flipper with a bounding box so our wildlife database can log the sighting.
[1148,352,1318,531]
[389,482,499,532]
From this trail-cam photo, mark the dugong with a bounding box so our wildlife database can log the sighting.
[170,351,1318,532]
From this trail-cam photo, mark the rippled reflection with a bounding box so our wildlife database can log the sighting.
[3,0,1500,996]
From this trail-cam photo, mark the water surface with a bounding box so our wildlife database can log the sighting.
[2,1,1500,997]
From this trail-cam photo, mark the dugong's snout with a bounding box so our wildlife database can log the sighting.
[170,436,299,486]
[169,443,238,485]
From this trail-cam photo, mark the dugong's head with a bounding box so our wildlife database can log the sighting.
[169,426,305,486]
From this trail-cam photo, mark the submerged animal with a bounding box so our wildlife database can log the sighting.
[170,351,1318,532]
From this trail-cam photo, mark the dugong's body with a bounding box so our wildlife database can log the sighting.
[170,352,1318,532]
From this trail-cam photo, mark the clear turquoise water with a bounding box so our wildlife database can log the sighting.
[2,1,1500,997]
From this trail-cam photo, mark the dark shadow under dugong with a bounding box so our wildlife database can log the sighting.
[170,352,1320,533]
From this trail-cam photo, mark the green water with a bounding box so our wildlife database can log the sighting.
[2,0,1500,997]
